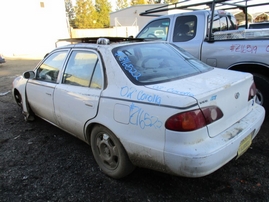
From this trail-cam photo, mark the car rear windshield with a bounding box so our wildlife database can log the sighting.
[112,43,213,85]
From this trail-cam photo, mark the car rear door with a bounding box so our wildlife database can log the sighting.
[26,50,69,124]
[53,49,103,139]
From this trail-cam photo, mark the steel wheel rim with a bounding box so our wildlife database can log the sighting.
[15,92,22,107]
[255,89,263,105]
[96,133,119,170]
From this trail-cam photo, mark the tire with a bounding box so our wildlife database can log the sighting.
[90,125,135,179]
[14,90,35,122]
[253,74,269,113]
[14,90,22,108]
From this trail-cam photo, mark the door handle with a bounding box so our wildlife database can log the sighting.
[85,103,93,107]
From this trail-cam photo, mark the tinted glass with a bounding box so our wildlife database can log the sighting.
[113,43,212,85]
[219,17,227,31]
[211,16,228,32]
[228,15,237,30]
[173,15,197,42]
[249,23,269,29]
[212,17,220,33]
[211,15,236,33]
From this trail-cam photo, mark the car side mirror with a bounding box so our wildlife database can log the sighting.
[23,71,35,79]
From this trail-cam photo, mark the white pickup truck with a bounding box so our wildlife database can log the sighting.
[136,0,269,112]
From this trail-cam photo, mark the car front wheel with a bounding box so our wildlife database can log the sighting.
[14,90,35,122]
[14,90,22,108]
[90,125,135,179]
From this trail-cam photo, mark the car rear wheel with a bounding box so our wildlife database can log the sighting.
[90,125,135,179]
[253,74,269,114]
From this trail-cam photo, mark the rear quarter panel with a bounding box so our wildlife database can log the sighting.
[88,69,198,171]
[83,51,168,170]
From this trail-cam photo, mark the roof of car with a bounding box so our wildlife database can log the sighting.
[57,37,146,45]
[56,37,164,50]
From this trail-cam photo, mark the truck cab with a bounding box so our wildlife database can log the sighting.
[137,10,237,59]
[136,0,269,112]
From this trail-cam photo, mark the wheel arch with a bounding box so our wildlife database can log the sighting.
[84,122,133,159]
[84,122,98,145]
[84,122,123,146]
[86,122,136,178]
[228,63,269,78]
[13,87,35,121]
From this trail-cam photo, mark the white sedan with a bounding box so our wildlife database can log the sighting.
[12,37,265,179]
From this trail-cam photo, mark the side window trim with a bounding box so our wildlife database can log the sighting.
[89,58,99,87]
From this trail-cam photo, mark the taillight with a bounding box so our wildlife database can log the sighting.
[248,82,256,101]
[165,106,223,132]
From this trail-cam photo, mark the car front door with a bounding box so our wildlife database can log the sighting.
[26,50,69,124]
[54,50,103,139]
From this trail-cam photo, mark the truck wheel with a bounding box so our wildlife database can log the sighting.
[253,74,269,113]
[91,125,135,179]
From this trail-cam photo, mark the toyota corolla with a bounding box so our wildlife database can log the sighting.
[12,37,265,179]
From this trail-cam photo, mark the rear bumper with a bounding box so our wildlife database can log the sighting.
[164,104,265,177]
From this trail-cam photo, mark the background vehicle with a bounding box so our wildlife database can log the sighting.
[12,37,265,179]
[239,22,269,30]
[0,53,5,64]
[249,22,269,29]
[136,0,269,112]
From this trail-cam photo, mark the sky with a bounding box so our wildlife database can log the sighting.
[109,0,117,11]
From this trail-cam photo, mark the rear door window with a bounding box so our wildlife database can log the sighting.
[62,50,103,89]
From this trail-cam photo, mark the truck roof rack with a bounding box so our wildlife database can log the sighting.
[140,0,269,43]
[140,0,269,17]
[56,37,148,47]
[57,37,145,44]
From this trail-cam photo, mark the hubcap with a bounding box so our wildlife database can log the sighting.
[96,133,119,170]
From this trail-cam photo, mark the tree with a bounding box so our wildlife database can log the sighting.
[152,0,178,3]
[73,0,97,28]
[164,0,178,3]
[95,0,112,28]
[131,0,148,5]
[65,0,75,28]
[116,0,129,11]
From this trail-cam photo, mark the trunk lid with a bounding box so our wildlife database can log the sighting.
[146,68,254,137]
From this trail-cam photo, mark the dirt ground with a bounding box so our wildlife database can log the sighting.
[1,58,269,201]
